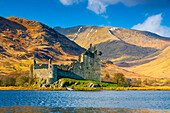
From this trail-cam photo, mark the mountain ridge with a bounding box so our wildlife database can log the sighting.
[54,25,170,79]
[54,26,170,63]
[54,26,170,49]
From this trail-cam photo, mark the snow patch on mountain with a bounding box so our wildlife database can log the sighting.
[89,29,97,41]
[86,28,94,38]
[74,26,82,40]
[108,28,117,35]
[110,27,117,31]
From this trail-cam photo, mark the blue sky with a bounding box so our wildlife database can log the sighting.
[0,0,170,37]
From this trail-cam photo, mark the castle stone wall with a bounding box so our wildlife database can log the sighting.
[57,44,102,81]
[33,69,50,79]
[31,44,102,83]
[32,58,58,84]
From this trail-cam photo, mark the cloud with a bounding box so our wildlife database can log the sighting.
[75,0,146,14]
[102,15,108,19]
[132,14,170,37]
[86,0,140,14]
[59,0,170,14]
[86,0,170,14]
[59,0,145,14]
[87,0,107,14]
[59,0,83,5]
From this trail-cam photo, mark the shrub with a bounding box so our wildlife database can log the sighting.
[123,78,131,86]
[0,79,2,86]
[2,77,16,86]
[15,75,29,86]
[113,73,125,86]
[105,74,110,78]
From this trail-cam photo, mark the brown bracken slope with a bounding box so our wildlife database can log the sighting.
[0,16,85,76]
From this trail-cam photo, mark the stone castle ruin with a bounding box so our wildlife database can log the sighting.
[30,44,102,84]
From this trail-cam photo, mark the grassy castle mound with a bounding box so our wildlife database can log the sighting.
[33,78,127,90]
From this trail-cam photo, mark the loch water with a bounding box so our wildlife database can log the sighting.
[0,90,169,112]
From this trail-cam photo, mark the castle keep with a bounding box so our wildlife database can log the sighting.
[30,44,102,83]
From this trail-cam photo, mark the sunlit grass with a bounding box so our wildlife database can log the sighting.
[0,86,169,91]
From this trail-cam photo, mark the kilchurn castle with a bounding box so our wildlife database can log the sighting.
[30,44,102,84]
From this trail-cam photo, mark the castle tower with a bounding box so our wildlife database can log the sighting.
[79,54,84,63]
[33,54,36,66]
[90,43,92,48]
[30,54,36,78]
[94,50,102,82]
[88,43,93,52]
[48,59,53,76]
[48,59,52,69]
[47,59,53,84]
[81,44,102,82]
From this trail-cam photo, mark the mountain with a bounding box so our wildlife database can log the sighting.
[54,26,170,62]
[54,26,170,79]
[54,26,170,49]
[0,17,169,79]
[123,46,170,79]
[0,16,85,76]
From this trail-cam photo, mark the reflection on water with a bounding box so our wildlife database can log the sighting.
[0,106,169,113]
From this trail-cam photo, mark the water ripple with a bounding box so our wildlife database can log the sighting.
[0,90,169,109]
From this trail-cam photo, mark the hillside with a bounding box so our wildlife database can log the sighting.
[0,16,85,76]
[54,26,170,49]
[1,16,142,80]
[54,26,170,62]
[101,61,147,82]
[54,26,170,79]
[0,17,169,80]
[123,46,170,79]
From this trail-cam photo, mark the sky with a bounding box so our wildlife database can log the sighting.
[0,0,170,37]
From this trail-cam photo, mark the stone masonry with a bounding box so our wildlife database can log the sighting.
[30,44,102,83]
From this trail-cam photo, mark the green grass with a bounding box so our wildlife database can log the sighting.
[1,78,170,91]
[58,78,127,90]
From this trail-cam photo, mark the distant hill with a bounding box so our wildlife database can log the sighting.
[54,26,170,63]
[123,46,170,79]
[54,26,170,79]
[0,16,85,76]
[54,26,170,49]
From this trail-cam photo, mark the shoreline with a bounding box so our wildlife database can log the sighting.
[0,106,169,112]
[0,86,170,91]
